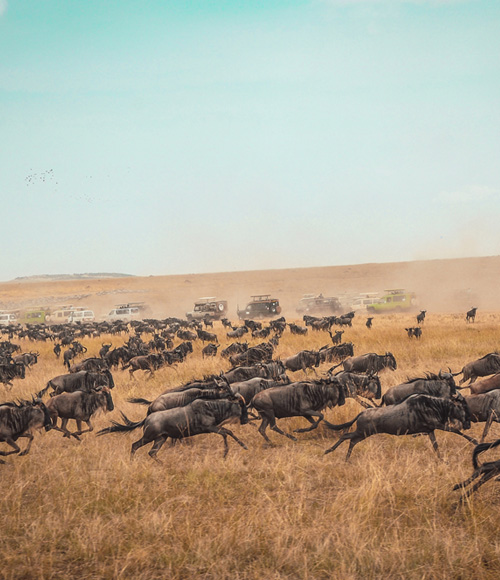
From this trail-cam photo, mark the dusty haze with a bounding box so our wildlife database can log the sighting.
[0,255,498,319]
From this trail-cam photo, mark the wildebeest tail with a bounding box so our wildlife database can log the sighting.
[323,412,362,430]
[127,397,152,406]
[472,438,500,470]
[97,412,146,436]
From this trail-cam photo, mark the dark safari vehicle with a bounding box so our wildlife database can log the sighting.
[186,297,228,321]
[237,295,282,320]
[296,294,342,315]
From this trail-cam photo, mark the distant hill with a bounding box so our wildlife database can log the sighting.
[13,273,134,282]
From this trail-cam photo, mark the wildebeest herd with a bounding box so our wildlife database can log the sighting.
[1,306,499,503]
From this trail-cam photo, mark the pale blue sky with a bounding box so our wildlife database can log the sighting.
[1,0,499,280]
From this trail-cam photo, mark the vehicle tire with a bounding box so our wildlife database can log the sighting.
[218,303,225,312]
[276,306,282,314]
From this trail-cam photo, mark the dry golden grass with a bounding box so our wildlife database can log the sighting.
[2,312,500,579]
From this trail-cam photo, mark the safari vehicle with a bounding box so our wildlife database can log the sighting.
[46,305,94,324]
[367,289,417,313]
[237,295,281,320]
[349,292,384,313]
[68,309,95,323]
[19,307,50,325]
[0,311,19,326]
[186,297,228,321]
[107,303,147,322]
[296,294,342,315]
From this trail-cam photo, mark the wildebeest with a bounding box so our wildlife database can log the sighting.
[229,343,274,366]
[319,343,354,364]
[453,439,500,501]
[329,330,344,345]
[381,372,459,406]
[464,390,500,442]
[0,398,52,462]
[366,318,373,330]
[333,371,381,406]
[13,352,39,369]
[197,329,218,344]
[340,352,397,374]
[202,343,219,358]
[41,369,115,397]
[128,385,232,415]
[69,357,109,373]
[405,327,422,339]
[466,307,478,323]
[251,377,346,443]
[416,310,427,325]
[230,377,291,405]
[283,350,321,375]
[221,342,248,359]
[47,387,114,440]
[122,354,164,379]
[459,353,500,385]
[324,394,475,460]
[223,361,286,384]
[0,362,26,388]
[99,343,113,358]
[53,343,62,359]
[467,373,500,395]
[288,323,308,336]
[226,326,249,339]
[98,396,248,460]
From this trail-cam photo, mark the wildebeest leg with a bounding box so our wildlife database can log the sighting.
[270,419,298,441]
[52,418,81,440]
[443,427,478,446]
[427,431,441,458]
[74,419,93,437]
[17,433,34,456]
[294,413,324,433]
[257,416,273,444]
[207,426,248,457]
[324,433,350,455]
[131,435,154,458]
[148,435,168,462]
[0,437,21,456]
[480,411,496,443]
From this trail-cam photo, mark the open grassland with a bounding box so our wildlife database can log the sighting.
[2,312,500,579]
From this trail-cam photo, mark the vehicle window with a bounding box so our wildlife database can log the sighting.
[386,297,392,303]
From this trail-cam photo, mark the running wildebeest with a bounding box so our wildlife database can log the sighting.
[13,352,39,369]
[453,439,500,501]
[381,372,459,406]
[251,377,346,444]
[46,387,114,440]
[41,369,115,397]
[0,398,52,462]
[366,318,373,330]
[416,310,427,325]
[226,326,249,339]
[467,373,500,395]
[319,343,354,364]
[223,361,286,384]
[69,357,109,373]
[122,354,164,379]
[324,394,475,460]
[0,362,26,389]
[466,307,478,323]
[98,396,249,461]
[459,353,500,385]
[128,385,232,415]
[221,342,248,359]
[230,377,291,405]
[464,390,500,442]
[332,371,381,407]
[339,352,397,374]
[202,343,218,358]
[283,350,321,375]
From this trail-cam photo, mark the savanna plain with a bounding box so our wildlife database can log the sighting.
[2,263,500,580]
